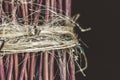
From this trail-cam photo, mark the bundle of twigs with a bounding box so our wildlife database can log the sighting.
[0,0,88,80]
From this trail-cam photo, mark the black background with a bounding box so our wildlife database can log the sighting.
[72,0,120,80]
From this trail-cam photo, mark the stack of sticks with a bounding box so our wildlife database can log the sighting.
[0,0,85,80]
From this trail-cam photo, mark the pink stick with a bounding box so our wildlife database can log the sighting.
[21,0,28,25]
[58,50,66,80]
[27,54,30,76]
[0,56,6,80]
[43,51,49,80]
[38,52,43,80]
[65,0,71,16]
[19,53,29,80]
[45,0,50,20]
[49,51,54,80]
[5,55,9,74]
[13,54,19,80]
[50,0,55,18]
[69,50,75,80]
[4,0,9,15]
[30,53,36,80]
[30,0,33,24]
[0,0,2,17]
[10,0,16,22]
[0,0,2,23]
[7,55,13,80]
[24,68,28,80]
[33,0,43,25]
[63,50,67,80]
[58,0,63,14]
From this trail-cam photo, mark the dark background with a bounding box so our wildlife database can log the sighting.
[72,0,120,80]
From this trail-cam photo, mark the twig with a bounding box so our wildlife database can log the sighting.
[43,51,49,80]
[0,56,6,80]
[19,53,29,80]
[50,0,55,18]
[30,0,33,24]
[24,67,28,80]
[7,55,13,80]
[45,0,50,20]
[4,0,9,15]
[33,0,43,25]
[30,53,36,80]
[0,0,2,17]
[13,54,19,80]
[49,51,54,80]
[5,55,10,75]
[38,52,43,80]
[10,0,16,23]
[65,0,71,16]
[58,0,63,14]
[21,0,28,25]
[69,49,75,80]
[58,50,66,80]
[63,50,67,80]
[27,54,31,77]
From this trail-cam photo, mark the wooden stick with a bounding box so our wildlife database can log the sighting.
[49,51,54,80]
[50,0,55,18]
[14,54,19,80]
[33,0,43,25]
[69,50,75,80]
[43,51,49,80]
[0,0,2,17]
[21,53,28,80]
[5,55,9,75]
[63,50,67,80]
[58,50,66,80]
[24,67,28,80]
[65,0,71,16]
[0,56,6,80]
[19,53,29,80]
[7,55,13,80]
[4,0,9,15]
[21,0,28,25]
[38,52,43,80]
[30,0,33,24]
[58,0,63,14]
[45,0,50,20]
[0,0,3,23]
[30,53,36,80]
[27,54,31,78]
[10,0,16,22]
